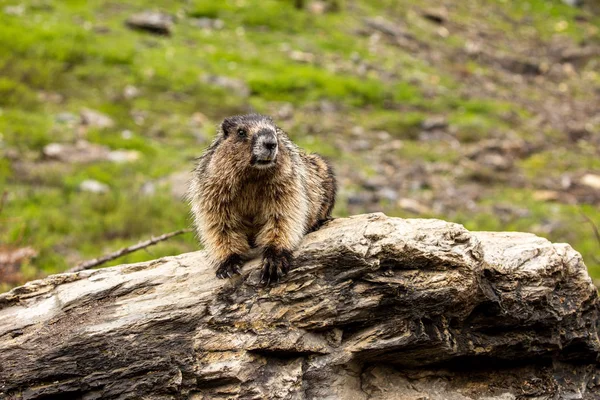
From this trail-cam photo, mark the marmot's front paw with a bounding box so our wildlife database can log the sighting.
[216,254,243,279]
[260,247,293,286]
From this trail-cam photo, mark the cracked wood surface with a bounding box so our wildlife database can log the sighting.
[0,213,599,399]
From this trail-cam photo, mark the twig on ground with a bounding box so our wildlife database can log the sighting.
[68,228,194,273]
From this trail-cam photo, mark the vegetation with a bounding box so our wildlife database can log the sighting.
[0,0,598,291]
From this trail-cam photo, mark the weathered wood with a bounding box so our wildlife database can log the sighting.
[1,213,598,399]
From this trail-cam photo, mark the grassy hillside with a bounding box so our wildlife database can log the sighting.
[1,0,599,291]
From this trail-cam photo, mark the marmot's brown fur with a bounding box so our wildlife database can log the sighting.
[187,114,336,284]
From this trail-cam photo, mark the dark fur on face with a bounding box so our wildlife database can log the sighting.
[220,114,279,169]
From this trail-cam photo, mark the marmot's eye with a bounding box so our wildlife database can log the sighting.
[237,128,247,138]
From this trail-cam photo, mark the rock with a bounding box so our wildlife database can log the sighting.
[201,74,250,97]
[189,112,209,127]
[376,187,398,202]
[42,142,65,158]
[55,112,79,124]
[42,140,110,163]
[471,51,542,76]
[318,99,337,113]
[533,190,561,202]
[346,192,375,206]
[421,7,448,24]
[190,17,224,30]
[122,85,140,99]
[289,50,316,64]
[563,0,583,6]
[560,46,600,64]
[276,103,295,120]
[131,110,148,126]
[140,181,156,196]
[580,174,600,190]
[0,246,37,285]
[397,198,431,214]
[107,149,140,163]
[121,129,133,139]
[163,170,192,200]
[79,179,109,193]
[478,152,513,171]
[350,139,371,151]
[125,11,173,35]
[308,1,326,14]
[493,204,531,222]
[363,16,410,39]
[0,213,598,399]
[80,108,115,129]
[140,170,192,200]
[3,4,24,16]
[421,115,448,131]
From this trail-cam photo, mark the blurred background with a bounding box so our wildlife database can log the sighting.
[0,0,599,291]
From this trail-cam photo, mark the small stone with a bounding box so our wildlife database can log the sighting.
[363,17,408,39]
[80,179,109,194]
[126,11,173,35]
[479,153,512,171]
[140,182,156,197]
[166,171,192,200]
[190,17,224,30]
[131,110,147,126]
[351,126,365,136]
[319,100,337,113]
[80,108,115,129]
[37,91,63,104]
[276,103,294,120]
[351,139,371,151]
[580,174,600,190]
[43,143,65,159]
[0,246,37,265]
[421,116,448,131]
[308,1,326,15]
[347,192,374,206]
[202,75,250,97]
[375,131,391,141]
[190,112,209,127]
[533,190,561,202]
[141,171,192,199]
[107,150,140,163]
[3,4,25,16]
[397,198,431,214]
[377,187,398,202]
[123,85,140,99]
[55,112,78,124]
[121,130,133,139]
[289,50,315,64]
[42,141,110,163]
[421,7,448,24]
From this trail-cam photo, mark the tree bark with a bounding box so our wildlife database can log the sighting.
[1,213,598,399]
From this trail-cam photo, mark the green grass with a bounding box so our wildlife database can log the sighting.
[0,0,599,291]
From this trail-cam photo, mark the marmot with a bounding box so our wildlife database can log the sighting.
[187,114,336,285]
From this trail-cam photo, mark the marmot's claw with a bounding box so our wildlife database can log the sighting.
[260,248,292,286]
[216,255,243,279]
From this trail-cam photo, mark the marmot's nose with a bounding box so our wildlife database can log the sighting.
[264,140,277,151]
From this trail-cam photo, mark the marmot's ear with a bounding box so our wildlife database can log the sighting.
[221,117,235,137]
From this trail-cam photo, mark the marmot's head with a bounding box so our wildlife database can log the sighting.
[220,114,280,169]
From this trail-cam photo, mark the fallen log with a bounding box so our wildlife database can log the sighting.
[0,213,598,399]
